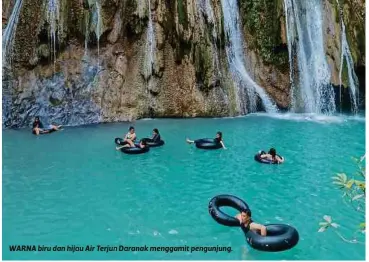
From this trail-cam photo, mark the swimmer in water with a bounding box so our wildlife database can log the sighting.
[260,148,284,164]
[186,131,227,149]
[236,210,267,236]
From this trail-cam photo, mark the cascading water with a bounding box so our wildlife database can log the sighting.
[284,0,336,114]
[84,10,89,58]
[336,1,359,113]
[220,0,277,113]
[144,0,156,79]
[90,0,102,66]
[46,0,61,69]
[2,0,24,66]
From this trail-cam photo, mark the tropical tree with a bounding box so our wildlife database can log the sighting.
[318,155,365,244]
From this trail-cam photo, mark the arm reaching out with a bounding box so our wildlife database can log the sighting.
[250,222,267,236]
[220,141,227,149]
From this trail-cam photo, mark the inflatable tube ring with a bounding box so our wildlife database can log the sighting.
[121,146,150,155]
[254,152,283,165]
[115,137,128,146]
[142,138,165,147]
[208,195,250,227]
[245,224,299,252]
[195,138,222,150]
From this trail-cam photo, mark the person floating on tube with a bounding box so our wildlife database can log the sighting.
[186,131,227,149]
[236,210,267,236]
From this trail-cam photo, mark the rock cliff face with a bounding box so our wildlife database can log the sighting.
[2,0,365,128]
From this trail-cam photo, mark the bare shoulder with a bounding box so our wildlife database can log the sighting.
[250,222,264,230]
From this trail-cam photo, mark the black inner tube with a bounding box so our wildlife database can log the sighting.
[120,146,150,154]
[243,224,299,252]
[32,129,56,135]
[141,138,165,147]
[254,153,283,164]
[208,195,250,227]
[195,138,222,150]
[115,137,128,146]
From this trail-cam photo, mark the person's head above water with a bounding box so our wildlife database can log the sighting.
[34,116,40,122]
[240,209,252,224]
[268,148,276,157]
[216,131,223,140]
[129,126,135,133]
[153,128,159,135]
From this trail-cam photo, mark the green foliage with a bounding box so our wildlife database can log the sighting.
[319,155,365,244]
[240,0,288,67]
[177,0,188,29]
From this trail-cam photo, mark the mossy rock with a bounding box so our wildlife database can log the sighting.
[194,39,214,90]
[177,0,188,29]
[240,0,288,68]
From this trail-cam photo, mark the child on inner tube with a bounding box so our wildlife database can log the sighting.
[260,148,284,164]
[186,131,227,149]
[236,210,267,236]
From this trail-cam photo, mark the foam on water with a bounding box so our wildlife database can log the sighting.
[249,112,365,124]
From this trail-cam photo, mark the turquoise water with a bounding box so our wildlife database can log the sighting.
[3,113,366,260]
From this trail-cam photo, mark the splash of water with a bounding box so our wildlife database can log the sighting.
[2,0,24,66]
[284,0,336,114]
[336,0,359,113]
[221,0,277,113]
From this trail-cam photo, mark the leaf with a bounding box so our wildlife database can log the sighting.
[330,223,339,228]
[346,179,354,189]
[318,227,327,232]
[352,194,364,201]
[319,222,328,227]
[359,223,366,229]
[332,181,345,188]
[323,215,332,223]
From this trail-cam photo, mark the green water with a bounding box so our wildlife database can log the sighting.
[3,113,365,260]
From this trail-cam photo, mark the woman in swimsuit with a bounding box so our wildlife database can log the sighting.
[123,126,137,147]
[186,131,227,149]
[236,210,267,236]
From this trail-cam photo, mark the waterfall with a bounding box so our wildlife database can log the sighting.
[336,1,359,113]
[144,0,156,79]
[46,0,61,69]
[93,0,102,66]
[220,0,277,113]
[2,0,24,66]
[84,11,89,58]
[284,0,336,114]
[198,0,221,76]
[88,0,102,66]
